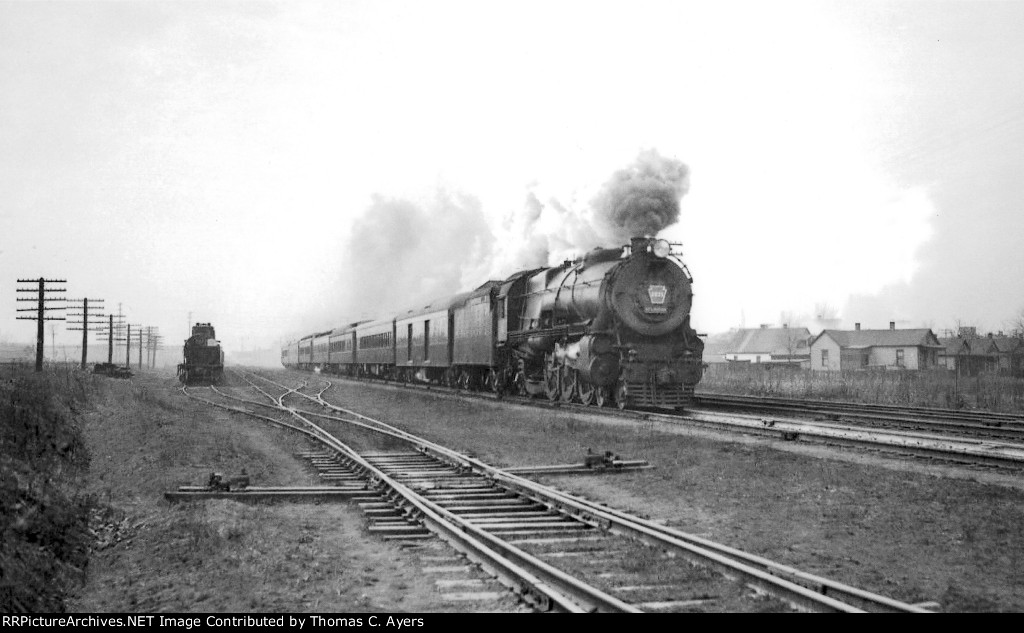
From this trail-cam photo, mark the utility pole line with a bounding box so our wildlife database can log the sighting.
[66,297,105,369]
[16,277,66,372]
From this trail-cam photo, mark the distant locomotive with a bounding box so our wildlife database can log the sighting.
[178,322,225,385]
[282,237,704,409]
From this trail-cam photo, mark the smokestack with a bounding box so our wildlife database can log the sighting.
[855,323,860,331]
[890,321,895,330]
[630,237,649,253]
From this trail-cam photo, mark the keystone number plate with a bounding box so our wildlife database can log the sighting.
[647,285,668,304]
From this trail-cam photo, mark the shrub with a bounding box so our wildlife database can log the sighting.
[700,364,1024,412]
[0,367,96,612]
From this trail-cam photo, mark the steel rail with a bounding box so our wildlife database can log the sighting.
[248,371,928,612]
[697,393,1024,442]
[669,408,1024,470]
[697,392,1024,423]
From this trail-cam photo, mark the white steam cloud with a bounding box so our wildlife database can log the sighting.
[326,149,691,325]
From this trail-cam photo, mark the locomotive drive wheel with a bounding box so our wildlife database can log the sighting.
[578,379,595,406]
[560,369,578,403]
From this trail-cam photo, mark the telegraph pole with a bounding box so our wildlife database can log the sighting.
[137,327,144,369]
[96,305,126,366]
[125,324,141,369]
[152,334,163,368]
[66,297,105,369]
[16,278,66,372]
[144,326,162,369]
[107,315,115,363]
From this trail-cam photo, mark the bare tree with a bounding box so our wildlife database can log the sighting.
[779,310,802,328]
[814,302,838,321]
[1010,307,1024,336]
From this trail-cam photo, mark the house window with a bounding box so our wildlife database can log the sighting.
[821,349,829,367]
[896,349,905,368]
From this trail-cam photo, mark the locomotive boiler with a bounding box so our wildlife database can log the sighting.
[501,236,703,408]
[178,322,225,385]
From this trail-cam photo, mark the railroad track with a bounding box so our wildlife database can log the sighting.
[696,392,1024,443]
[280,369,1024,472]
[181,370,933,613]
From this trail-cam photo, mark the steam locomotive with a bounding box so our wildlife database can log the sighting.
[282,236,704,408]
[178,322,225,385]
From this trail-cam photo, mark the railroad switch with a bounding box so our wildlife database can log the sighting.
[206,469,250,492]
[584,449,620,469]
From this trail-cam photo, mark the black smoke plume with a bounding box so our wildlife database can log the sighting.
[592,148,690,240]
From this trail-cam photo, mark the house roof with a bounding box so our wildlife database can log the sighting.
[727,327,812,356]
[937,337,970,355]
[936,335,1023,356]
[812,328,941,349]
[989,336,1023,354]
[702,330,746,358]
[948,336,996,355]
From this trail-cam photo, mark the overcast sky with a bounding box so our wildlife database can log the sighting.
[2,0,1023,354]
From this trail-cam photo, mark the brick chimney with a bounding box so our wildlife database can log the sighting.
[855,323,860,331]
[889,321,895,330]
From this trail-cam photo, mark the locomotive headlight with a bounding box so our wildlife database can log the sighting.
[652,239,671,258]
